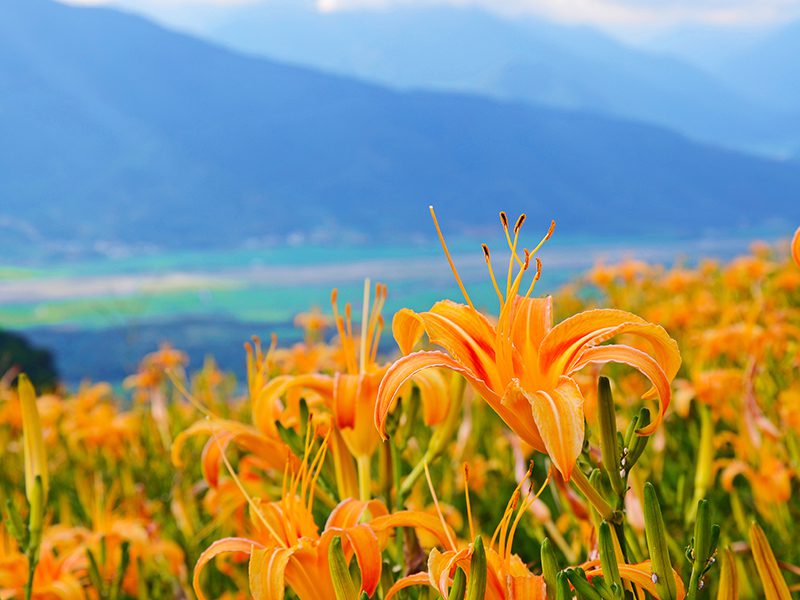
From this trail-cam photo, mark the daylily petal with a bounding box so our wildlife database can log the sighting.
[750,522,792,600]
[173,419,290,487]
[506,573,546,600]
[511,295,553,368]
[370,510,457,549]
[45,579,86,600]
[200,431,234,488]
[571,344,671,435]
[384,572,434,600]
[343,524,383,596]
[540,309,648,370]
[539,310,680,394]
[392,308,426,355]
[333,373,361,429]
[193,537,264,600]
[417,301,501,390]
[499,380,547,452]
[717,548,739,600]
[253,374,333,435]
[325,498,389,530]
[412,368,452,426]
[528,377,585,481]
[584,560,685,600]
[375,350,497,439]
[427,547,468,595]
[792,226,800,268]
[249,547,295,600]
[428,300,497,350]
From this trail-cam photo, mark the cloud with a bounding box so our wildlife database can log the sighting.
[316,0,800,26]
[57,0,800,27]
[60,0,258,6]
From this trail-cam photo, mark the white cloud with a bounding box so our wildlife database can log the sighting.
[317,0,800,26]
[57,0,800,27]
[60,0,257,6]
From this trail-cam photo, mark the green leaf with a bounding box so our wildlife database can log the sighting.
[329,536,358,600]
[448,567,467,600]
[644,482,677,600]
[466,536,487,600]
[541,538,560,600]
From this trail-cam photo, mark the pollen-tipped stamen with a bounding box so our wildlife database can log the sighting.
[501,212,526,269]
[506,214,526,297]
[505,468,552,565]
[482,244,505,305]
[490,462,532,550]
[423,461,457,551]
[524,258,543,299]
[430,205,474,309]
[464,463,476,541]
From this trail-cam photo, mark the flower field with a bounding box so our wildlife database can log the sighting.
[2,212,799,599]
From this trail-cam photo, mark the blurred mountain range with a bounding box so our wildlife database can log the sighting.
[203,2,800,158]
[1,0,799,255]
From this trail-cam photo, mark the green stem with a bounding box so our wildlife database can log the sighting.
[390,439,404,510]
[571,468,617,523]
[357,455,371,502]
[398,457,427,500]
[25,554,38,600]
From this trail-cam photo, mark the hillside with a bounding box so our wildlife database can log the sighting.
[1,0,800,255]
[720,19,800,114]
[204,3,794,155]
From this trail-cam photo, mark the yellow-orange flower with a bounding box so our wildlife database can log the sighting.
[193,431,452,600]
[376,209,680,479]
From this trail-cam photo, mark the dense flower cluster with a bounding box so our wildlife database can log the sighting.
[1,216,798,599]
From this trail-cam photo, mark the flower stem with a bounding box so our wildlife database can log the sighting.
[571,467,617,523]
[25,554,38,600]
[357,455,371,501]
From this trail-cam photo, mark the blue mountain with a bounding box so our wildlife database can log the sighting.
[1,0,799,254]
[204,3,796,156]
[720,19,800,114]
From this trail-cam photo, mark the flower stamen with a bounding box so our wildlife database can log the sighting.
[430,205,474,309]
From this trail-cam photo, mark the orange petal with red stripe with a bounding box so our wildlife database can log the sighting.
[571,344,671,435]
[384,572,433,600]
[375,350,497,439]
[193,537,263,600]
[370,510,457,549]
[528,377,585,481]
[249,547,295,600]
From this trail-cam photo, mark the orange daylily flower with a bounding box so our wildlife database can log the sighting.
[250,282,450,464]
[386,464,550,600]
[385,543,546,600]
[376,209,680,479]
[719,444,793,520]
[193,430,453,600]
[172,418,293,488]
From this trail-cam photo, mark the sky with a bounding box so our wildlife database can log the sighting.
[60,0,800,28]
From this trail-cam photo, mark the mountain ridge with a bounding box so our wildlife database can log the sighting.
[201,2,796,156]
[1,0,799,255]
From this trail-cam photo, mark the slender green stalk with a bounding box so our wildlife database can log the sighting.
[357,455,371,502]
[571,467,617,523]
